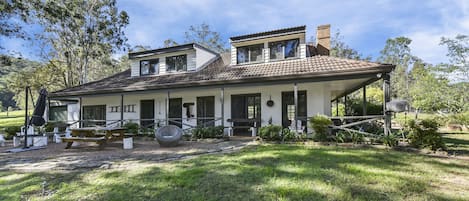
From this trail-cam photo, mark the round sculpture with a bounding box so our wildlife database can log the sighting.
[155,125,183,147]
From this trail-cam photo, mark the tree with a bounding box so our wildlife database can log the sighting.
[163,23,227,52]
[7,63,64,109]
[30,0,129,87]
[330,31,371,61]
[378,37,417,101]
[439,34,468,82]
[0,0,30,47]
[163,39,179,48]
[409,62,446,112]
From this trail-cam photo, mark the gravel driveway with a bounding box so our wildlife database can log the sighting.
[0,138,254,171]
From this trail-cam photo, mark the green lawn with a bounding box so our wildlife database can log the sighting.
[0,110,25,129]
[443,133,469,155]
[1,143,468,201]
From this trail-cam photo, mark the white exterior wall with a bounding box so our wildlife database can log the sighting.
[77,81,334,133]
[130,60,140,77]
[194,46,217,69]
[230,44,237,65]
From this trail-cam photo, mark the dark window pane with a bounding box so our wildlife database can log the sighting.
[166,55,187,72]
[140,59,159,75]
[237,47,248,64]
[49,106,67,122]
[237,44,263,64]
[285,39,299,58]
[269,39,299,60]
[150,59,159,74]
[140,60,149,75]
[82,105,106,127]
[269,42,283,60]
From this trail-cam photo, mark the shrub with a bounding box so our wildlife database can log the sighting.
[281,128,297,142]
[258,125,282,141]
[310,115,332,142]
[350,132,364,144]
[192,126,224,139]
[334,130,347,143]
[3,126,21,140]
[406,119,445,151]
[123,122,140,134]
[380,134,398,147]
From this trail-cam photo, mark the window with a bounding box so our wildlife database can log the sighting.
[82,105,106,127]
[237,44,263,64]
[49,106,67,122]
[140,59,159,75]
[166,55,187,72]
[269,39,299,60]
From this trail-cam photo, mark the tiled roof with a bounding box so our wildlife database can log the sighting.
[50,54,394,97]
[230,25,306,42]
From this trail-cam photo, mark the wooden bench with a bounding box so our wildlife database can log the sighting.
[62,137,106,149]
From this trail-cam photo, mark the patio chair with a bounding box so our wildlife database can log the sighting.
[289,119,305,134]
[155,125,183,147]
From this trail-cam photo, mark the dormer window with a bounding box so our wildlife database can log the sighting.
[237,44,263,64]
[166,54,187,72]
[269,39,299,60]
[140,59,159,76]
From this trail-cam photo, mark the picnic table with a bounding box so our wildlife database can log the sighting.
[62,127,128,149]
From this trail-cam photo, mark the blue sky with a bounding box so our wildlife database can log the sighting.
[1,0,468,64]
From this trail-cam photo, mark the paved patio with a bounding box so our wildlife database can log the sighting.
[0,138,254,172]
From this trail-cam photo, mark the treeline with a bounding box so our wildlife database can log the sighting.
[0,0,467,117]
[331,33,468,115]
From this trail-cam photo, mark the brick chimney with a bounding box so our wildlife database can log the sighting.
[316,24,331,56]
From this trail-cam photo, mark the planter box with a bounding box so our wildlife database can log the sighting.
[33,136,48,147]
[123,137,133,149]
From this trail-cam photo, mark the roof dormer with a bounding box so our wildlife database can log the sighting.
[128,43,218,77]
[229,26,307,65]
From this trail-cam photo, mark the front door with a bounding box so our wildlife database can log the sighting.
[231,93,261,136]
[282,91,307,130]
[197,96,215,127]
[169,98,183,128]
[140,100,155,128]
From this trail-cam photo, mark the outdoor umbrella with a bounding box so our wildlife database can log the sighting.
[31,88,48,126]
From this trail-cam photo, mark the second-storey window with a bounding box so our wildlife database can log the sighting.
[269,39,299,60]
[166,55,187,72]
[140,59,159,75]
[237,44,263,64]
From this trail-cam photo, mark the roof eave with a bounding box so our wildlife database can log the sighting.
[49,65,394,98]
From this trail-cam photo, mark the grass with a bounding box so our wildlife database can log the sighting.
[1,142,469,201]
[0,110,25,129]
[443,133,469,155]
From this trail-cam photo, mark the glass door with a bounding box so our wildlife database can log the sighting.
[140,100,155,128]
[231,93,261,136]
[197,96,215,127]
[169,98,183,128]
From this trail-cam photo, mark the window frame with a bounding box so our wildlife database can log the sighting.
[269,38,300,61]
[82,105,106,127]
[166,54,187,72]
[140,58,159,76]
[236,43,264,64]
